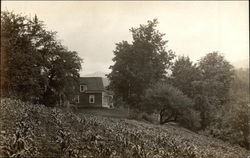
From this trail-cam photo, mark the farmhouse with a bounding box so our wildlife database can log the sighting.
[75,77,113,108]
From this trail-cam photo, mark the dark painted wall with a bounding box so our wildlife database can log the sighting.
[78,92,102,107]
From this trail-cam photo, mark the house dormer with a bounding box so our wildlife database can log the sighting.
[80,84,87,92]
[74,77,113,108]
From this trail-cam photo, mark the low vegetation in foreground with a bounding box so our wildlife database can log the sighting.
[0,98,249,158]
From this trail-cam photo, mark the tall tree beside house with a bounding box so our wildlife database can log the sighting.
[170,56,201,98]
[40,45,82,106]
[1,11,42,101]
[0,11,82,106]
[108,19,175,107]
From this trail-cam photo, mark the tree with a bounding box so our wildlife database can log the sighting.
[40,44,82,106]
[170,56,201,98]
[1,11,42,101]
[141,82,200,130]
[207,68,250,149]
[1,11,83,106]
[230,68,249,104]
[107,19,175,107]
[191,52,234,128]
[197,52,234,104]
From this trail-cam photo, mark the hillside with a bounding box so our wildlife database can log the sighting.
[0,98,249,157]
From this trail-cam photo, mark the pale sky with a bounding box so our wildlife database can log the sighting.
[2,1,249,75]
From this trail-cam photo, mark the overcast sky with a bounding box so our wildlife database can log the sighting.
[2,1,249,75]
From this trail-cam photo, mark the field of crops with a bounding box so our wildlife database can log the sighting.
[0,98,249,157]
[76,107,129,119]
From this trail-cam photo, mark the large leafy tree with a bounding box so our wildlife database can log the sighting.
[170,56,201,98]
[196,52,234,104]
[1,11,42,101]
[108,19,175,107]
[1,11,82,106]
[192,52,234,128]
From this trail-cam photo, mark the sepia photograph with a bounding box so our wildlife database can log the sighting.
[0,1,249,157]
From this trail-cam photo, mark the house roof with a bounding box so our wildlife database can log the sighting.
[79,77,105,92]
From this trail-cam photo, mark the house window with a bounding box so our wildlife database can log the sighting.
[76,95,80,103]
[80,85,87,92]
[89,95,95,103]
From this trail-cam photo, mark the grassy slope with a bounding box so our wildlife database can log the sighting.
[0,98,249,158]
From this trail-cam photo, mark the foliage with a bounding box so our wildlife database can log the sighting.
[108,19,175,107]
[230,68,249,104]
[192,94,216,129]
[221,68,250,149]
[200,103,250,149]
[113,97,129,109]
[196,52,234,104]
[191,52,234,129]
[0,98,249,157]
[141,82,200,130]
[170,56,201,98]
[1,11,82,106]
[1,11,42,101]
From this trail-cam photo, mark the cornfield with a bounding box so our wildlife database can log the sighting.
[0,98,249,157]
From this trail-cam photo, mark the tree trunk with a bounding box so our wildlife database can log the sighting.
[159,108,177,125]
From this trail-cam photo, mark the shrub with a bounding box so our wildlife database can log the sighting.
[200,103,250,149]
[179,108,201,131]
[141,82,201,131]
[128,111,157,124]
[113,97,129,109]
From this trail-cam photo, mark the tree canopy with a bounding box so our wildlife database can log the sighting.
[1,11,83,106]
[108,19,175,107]
[190,52,235,128]
[170,56,201,98]
[197,52,234,103]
